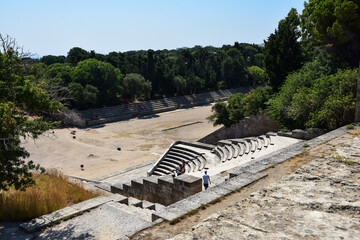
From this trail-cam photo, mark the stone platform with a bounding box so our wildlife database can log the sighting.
[167,126,360,240]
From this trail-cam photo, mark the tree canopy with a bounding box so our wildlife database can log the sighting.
[209,1,360,131]
[71,59,123,107]
[264,8,303,90]
[123,73,152,101]
[0,35,63,191]
[301,0,360,66]
[208,86,273,127]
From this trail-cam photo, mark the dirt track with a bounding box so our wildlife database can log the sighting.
[22,105,221,179]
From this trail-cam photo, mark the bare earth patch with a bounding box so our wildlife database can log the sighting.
[21,105,221,180]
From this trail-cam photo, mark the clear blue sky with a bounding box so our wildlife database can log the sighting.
[1,0,305,56]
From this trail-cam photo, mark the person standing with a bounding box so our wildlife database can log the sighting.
[202,171,211,190]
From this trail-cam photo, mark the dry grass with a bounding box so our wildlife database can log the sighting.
[348,127,360,136]
[0,169,101,222]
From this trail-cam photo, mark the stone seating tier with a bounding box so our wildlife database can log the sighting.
[74,88,250,127]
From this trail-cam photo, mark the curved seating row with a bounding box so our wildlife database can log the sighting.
[214,135,271,162]
[77,88,250,126]
[151,144,208,176]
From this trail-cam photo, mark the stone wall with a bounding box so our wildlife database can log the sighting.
[110,174,202,206]
[199,113,279,144]
[61,109,87,128]
[355,62,360,122]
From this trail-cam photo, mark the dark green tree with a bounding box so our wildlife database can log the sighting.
[208,101,232,127]
[67,47,90,66]
[68,82,99,109]
[301,0,360,66]
[172,75,187,95]
[71,59,123,106]
[41,55,66,65]
[264,8,303,90]
[268,53,346,129]
[123,73,152,101]
[247,66,267,87]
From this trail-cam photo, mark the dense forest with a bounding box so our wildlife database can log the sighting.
[210,0,360,131]
[26,42,265,109]
[1,0,359,191]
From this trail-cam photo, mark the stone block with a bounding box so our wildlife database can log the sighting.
[292,129,308,139]
[142,200,156,210]
[107,194,128,204]
[122,182,132,196]
[110,183,124,195]
[158,175,174,188]
[173,174,202,189]
[143,176,159,189]
[128,197,142,207]
[129,178,146,199]
[131,178,144,190]
[155,203,165,211]
[95,182,111,192]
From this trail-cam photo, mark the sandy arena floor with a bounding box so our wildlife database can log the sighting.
[22,105,221,180]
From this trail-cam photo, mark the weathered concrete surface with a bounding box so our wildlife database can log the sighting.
[36,202,155,240]
[152,172,267,221]
[20,194,128,233]
[169,132,360,240]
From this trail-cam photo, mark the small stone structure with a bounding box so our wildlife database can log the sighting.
[110,174,202,206]
[278,128,327,140]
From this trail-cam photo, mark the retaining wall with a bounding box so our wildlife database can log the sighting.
[199,113,279,144]
[111,174,202,206]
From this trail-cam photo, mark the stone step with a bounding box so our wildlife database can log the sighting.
[211,147,222,163]
[19,194,128,232]
[169,148,201,159]
[141,200,156,210]
[221,145,229,162]
[249,138,257,152]
[166,154,201,171]
[153,170,166,176]
[172,145,204,156]
[110,182,124,194]
[198,155,207,170]
[224,144,234,160]
[256,137,262,150]
[128,197,143,207]
[259,135,269,148]
[111,202,155,222]
[94,182,112,192]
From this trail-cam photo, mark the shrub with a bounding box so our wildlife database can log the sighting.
[208,86,273,127]
[244,86,273,115]
[346,124,355,130]
[269,55,358,130]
